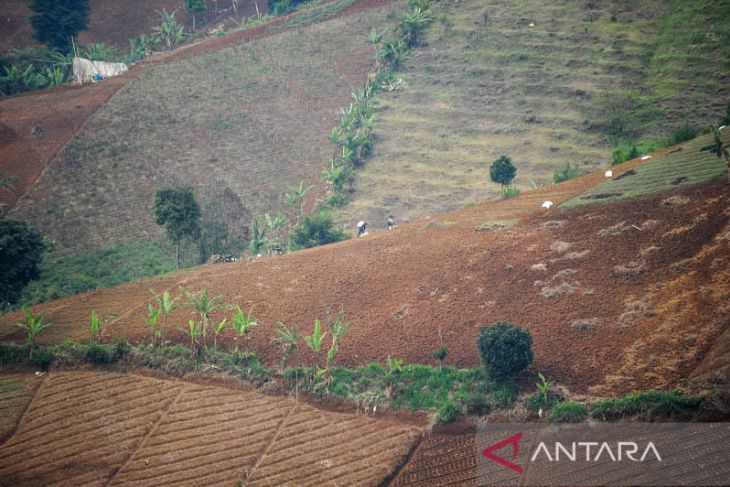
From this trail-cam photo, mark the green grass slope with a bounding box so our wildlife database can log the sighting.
[9,1,402,254]
[338,0,729,227]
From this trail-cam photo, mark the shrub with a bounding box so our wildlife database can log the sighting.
[500,186,520,199]
[477,322,533,379]
[612,143,639,165]
[591,390,704,421]
[87,342,113,363]
[291,212,348,249]
[30,347,54,370]
[436,400,459,423]
[461,393,491,415]
[666,122,699,146]
[552,163,580,183]
[550,401,588,422]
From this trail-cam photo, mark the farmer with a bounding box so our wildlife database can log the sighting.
[387,216,395,230]
[357,220,367,237]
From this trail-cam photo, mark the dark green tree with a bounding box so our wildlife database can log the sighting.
[0,219,46,307]
[477,322,533,379]
[291,212,347,249]
[29,0,90,53]
[183,0,207,31]
[153,187,201,269]
[489,155,517,188]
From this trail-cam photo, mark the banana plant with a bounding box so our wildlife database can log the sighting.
[16,307,51,359]
[264,212,288,255]
[211,317,227,349]
[89,311,105,343]
[153,9,185,50]
[285,181,315,226]
[249,217,267,256]
[231,305,258,351]
[324,309,351,374]
[181,319,202,357]
[143,303,162,346]
[274,322,301,369]
[304,318,327,374]
[399,7,433,47]
[187,289,226,349]
[536,372,555,405]
[154,290,180,335]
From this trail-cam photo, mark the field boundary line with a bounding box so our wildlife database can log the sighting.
[244,403,298,484]
[104,385,184,487]
[0,373,48,448]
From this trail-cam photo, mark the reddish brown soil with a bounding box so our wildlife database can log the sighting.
[0,371,420,486]
[2,160,727,396]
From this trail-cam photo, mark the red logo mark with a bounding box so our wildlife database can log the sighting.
[482,432,524,474]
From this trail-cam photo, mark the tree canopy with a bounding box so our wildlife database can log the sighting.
[153,186,201,269]
[0,219,46,307]
[489,155,517,187]
[29,0,90,53]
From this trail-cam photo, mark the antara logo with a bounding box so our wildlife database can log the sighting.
[482,433,662,473]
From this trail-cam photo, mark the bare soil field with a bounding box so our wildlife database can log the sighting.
[2,138,728,396]
[0,370,420,486]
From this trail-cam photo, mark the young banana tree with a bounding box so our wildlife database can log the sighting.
[304,319,327,370]
[89,311,105,344]
[324,309,351,372]
[182,319,203,357]
[274,322,301,370]
[143,303,162,346]
[187,289,226,351]
[211,317,227,349]
[231,305,258,351]
[367,27,384,69]
[154,289,180,343]
[264,212,288,255]
[153,9,185,50]
[285,181,315,226]
[249,217,267,256]
[16,307,51,359]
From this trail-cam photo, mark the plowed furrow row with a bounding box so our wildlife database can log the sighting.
[7,391,175,450]
[157,394,277,423]
[146,413,286,450]
[112,464,245,487]
[263,416,373,457]
[19,384,174,434]
[112,446,259,486]
[30,374,154,410]
[252,428,414,486]
[252,426,411,478]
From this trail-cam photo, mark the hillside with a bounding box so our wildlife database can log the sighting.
[2,131,728,396]
[338,0,730,227]
[6,0,403,254]
[0,0,262,52]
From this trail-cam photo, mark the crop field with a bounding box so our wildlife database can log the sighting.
[563,129,730,207]
[0,371,420,486]
[339,0,730,227]
[7,0,403,253]
[3,144,728,396]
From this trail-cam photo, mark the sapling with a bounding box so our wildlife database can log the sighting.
[89,311,104,343]
[16,307,51,359]
[231,305,257,351]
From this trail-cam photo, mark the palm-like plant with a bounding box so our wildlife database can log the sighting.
[155,290,179,337]
[153,9,185,50]
[182,319,202,357]
[399,7,433,47]
[264,212,288,255]
[231,305,258,351]
[249,217,267,256]
[378,39,409,69]
[89,311,105,343]
[143,303,162,346]
[187,289,226,350]
[304,318,327,364]
[211,317,227,349]
[324,309,351,370]
[285,181,315,226]
[16,307,51,359]
[274,322,301,370]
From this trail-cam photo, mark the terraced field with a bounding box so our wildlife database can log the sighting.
[339,0,730,227]
[8,0,404,253]
[563,131,729,207]
[0,371,421,486]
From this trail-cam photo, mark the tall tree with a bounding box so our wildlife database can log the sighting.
[29,0,90,53]
[153,187,201,269]
[183,0,207,31]
[0,219,46,307]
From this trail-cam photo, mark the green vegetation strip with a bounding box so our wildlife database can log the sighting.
[562,133,728,208]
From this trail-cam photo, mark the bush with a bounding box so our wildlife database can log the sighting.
[461,393,491,415]
[477,322,533,379]
[87,342,113,363]
[666,122,699,146]
[29,347,54,370]
[553,163,580,184]
[590,390,704,421]
[436,400,459,423]
[500,186,520,199]
[612,143,639,165]
[550,401,588,422]
[489,155,517,187]
[291,212,348,249]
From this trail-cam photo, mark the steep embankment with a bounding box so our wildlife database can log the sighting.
[6,0,403,253]
[2,131,728,396]
[339,0,730,227]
